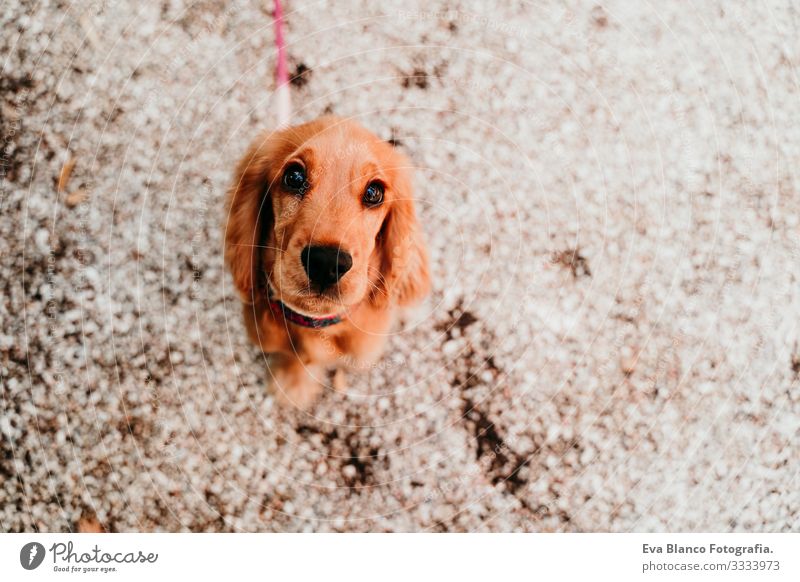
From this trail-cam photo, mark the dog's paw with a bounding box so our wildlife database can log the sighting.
[332,368,347,393]
[270,360,324,410]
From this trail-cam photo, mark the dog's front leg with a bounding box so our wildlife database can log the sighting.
[268,353,324,410]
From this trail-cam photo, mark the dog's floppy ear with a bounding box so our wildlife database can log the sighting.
[376,157,430,307]
[224,132,278,304]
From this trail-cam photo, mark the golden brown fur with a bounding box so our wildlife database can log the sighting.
[224,116,430,408]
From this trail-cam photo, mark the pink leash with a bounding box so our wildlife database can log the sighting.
[273,0,292,127]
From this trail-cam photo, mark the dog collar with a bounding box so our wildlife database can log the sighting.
[267,294,344,329]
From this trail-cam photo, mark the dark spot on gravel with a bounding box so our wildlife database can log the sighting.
[0,438,20,484]
[23,253,48,279]
[296,422,387,494]
[117,412,149,440]
[387,128,403,147]
[296,423,336,443]
[199,489,227,531]
[552,248,591,278]
[454,310,478,330]
[436,299,479,340]
[343,445,380,489]
[160,285,180,305]
[0,72,34,95]
[792,352,800,377]
[289,63,311,87]
[591,5,608,27]
[446,329,532,497]
[448,334,501,392]
[402,68,429,89]
[0,73,33,182]
[73,247,96,266]
[184,255,203,280]
[462,397,531,495]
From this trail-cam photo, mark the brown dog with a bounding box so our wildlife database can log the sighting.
[224,116,430,408]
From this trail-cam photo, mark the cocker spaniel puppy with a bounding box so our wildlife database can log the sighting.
[225,116,430,408]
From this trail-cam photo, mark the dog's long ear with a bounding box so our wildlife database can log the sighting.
[224,132,278,304]
[376,157,430,307]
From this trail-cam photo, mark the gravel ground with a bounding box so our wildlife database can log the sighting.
[1,0,799,532]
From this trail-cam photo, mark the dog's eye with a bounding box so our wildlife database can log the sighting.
[282,164,308,193]
[363,181,384,207]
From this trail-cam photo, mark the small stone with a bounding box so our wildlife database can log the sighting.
[65,189,88,207]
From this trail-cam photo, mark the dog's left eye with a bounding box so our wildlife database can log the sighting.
[282,164,308,193]
[363,181,384,207]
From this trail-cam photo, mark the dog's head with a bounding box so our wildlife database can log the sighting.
[225,116,429,316]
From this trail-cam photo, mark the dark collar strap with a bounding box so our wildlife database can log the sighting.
[267,295,344,329]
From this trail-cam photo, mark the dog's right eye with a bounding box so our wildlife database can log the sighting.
[282,164,307,193]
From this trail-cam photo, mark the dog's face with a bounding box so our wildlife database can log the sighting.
[225,116,429,316]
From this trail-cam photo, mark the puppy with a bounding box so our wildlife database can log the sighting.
[224,116,430,408]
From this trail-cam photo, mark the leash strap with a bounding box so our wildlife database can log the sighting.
[273,0,291,128]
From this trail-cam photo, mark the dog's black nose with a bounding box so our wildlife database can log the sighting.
[301,245,353,289]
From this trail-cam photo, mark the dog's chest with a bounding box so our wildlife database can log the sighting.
[254,306,347,362]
